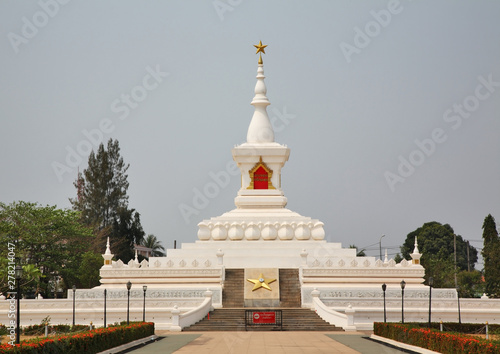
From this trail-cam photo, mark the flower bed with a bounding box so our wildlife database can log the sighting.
[0,322,154,354]
[374,322,500,354]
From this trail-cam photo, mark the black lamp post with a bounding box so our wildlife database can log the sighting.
[104,289,107,328]
[142,286,147,322]
[428,277,433,328]
[15,265,23,345]
[400,280,406,324]
[126,281,132,325]
[72,285,76,327]
[382,283,387,323]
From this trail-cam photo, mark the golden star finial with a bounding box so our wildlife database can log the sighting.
[247,273,276,291]
[254,40,267,54]
[254,41,267,64]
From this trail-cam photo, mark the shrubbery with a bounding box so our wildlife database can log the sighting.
[409,322,500,334]
[22,324,88,336]
[374,322,500,354]
[0,322,154,354]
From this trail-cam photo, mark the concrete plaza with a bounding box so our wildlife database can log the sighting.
[129,331,407,354]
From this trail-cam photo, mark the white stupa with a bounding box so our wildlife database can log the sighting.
[190,41,328,269]
[97,42,444,327]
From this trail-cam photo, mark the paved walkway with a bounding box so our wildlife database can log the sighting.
[129,331,408,354]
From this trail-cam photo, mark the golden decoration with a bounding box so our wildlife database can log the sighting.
[254,40,267,54]
[247,156,276,190]
[254,40,267,64]
[247,273,276,291]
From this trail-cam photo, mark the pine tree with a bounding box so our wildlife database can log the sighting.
[71,138,144,262]
[71,139,129,229]
[482,214,500,297]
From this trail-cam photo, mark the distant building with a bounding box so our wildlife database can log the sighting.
[133,244,152,259]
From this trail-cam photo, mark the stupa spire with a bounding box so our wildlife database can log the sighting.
[102,237,114,267]
[246,41,274,143]
[105,237,112,255]
[411,236,422,265]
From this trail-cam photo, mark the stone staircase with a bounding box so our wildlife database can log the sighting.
[191,268,342,331]
[279,269,301,307]
[183,308,344,331]
[222,269,244,307]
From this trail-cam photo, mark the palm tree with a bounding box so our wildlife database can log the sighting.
[349,244,366,257]
[141,234,166,257]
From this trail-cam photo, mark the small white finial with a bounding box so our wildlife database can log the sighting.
[384,249,388,263]
[105,237,112,255]
[134,249,139,263]
[102,237,114,266]
[411,236,422,265]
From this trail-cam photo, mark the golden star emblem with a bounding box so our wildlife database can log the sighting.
[254,40,267,54]
[247,273,276,291]
[254,41,267,64]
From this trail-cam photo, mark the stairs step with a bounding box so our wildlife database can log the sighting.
[222,269,244,307]
[183,308,344,332]
[279,269,301,307]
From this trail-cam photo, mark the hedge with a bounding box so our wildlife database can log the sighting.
[374,322,500,354]
[0,322,154,354]
[404,322,500,334]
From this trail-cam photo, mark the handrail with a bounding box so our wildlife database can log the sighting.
[179,295,212,328]
[310,289,356,331]
[171,289,213,331]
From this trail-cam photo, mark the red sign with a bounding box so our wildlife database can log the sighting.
[252,311,276,324]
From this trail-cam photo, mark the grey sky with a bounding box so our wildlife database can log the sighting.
[1,1,499,267]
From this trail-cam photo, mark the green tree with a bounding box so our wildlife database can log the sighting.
[77,251,103,289]
[109,207,145,263]
[482,214,500,297]
[400,221,478,290]
[0,259,44,297]
[0,201,94,297]
[71,139,145,261]
[141,234,166,257]
[71,139,129,230]
[457,270,484,298]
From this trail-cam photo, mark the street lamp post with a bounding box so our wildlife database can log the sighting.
[400,280,406,324]
[382,283,387,323]
[428,277,433,328]
[379,234,385,260]
[15,265,23,345]
[104,289,107,328]
[142,286,147,322]
[126,281,132,325]
[72,285,76,327]
[457,286,461,324]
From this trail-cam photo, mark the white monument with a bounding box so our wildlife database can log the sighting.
[11,42,497,331]
[95,42,452,330]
